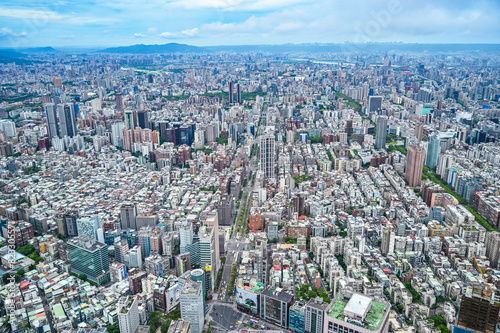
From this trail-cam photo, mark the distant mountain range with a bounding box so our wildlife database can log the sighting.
[100,43,207,53]
[1,43,500,58]
[97,42,500,54]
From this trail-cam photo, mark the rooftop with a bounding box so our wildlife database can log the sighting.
[328,292,388,331]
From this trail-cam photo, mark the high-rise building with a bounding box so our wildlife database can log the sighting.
[204,212,220,268]
[180,221,194,254]
[485,232,500,268]
[114,238,129,264]
[138,226,163,258]
[111,122,126,147]
[368,96,383,114]
[115,93,124,112]
[44,103,59,139]
[260,286,295,328]
[380,226,395,256]
[260,132,276,179]
[199,226,216,291]
[180,279,205,333]
[415,122,424,141]
[67,236,110,285]
[57,103,77,138]
[76,215,102,240]
[305,298,328,333]
[0,120,16,138]
[137,110,149,129]
[127,245,143,269]
[455,285,500,333]
[124,110,136,130]
[405,143,426,187]
[290,301,306,333]
[120,204,137,230]
[229,81,234,104]
[237,83,242,104]
[375,116,388,149]
[425,133,441,169]
[324,292,390,333]
[117,296,140,333]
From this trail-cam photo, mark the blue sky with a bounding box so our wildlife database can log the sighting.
[0,0,499,48]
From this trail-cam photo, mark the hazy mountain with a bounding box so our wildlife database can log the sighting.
[100,43,207,53]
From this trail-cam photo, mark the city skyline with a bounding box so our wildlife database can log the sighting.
[0,0,500,48]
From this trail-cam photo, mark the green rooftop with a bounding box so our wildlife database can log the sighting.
[329,294,387,331]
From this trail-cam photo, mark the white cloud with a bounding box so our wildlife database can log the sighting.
[0,7,64,20]
[0,27,28,38]
[159,28,199,39]
[147,27,158,35]
[134,33,146,38]
[167,0,311,11]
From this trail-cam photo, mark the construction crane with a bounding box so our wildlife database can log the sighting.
[473,254,493,298]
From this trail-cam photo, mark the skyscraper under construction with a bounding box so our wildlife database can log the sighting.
[455,284,500,333]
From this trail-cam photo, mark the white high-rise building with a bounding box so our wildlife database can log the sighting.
[259,132,276,179]
[127,245,143,269]
[199,226,216,291]
[111,122,126,147]
[0,120,16,138]
[76,215,101,240]
[117,296,139,333]
[180,280,205,333]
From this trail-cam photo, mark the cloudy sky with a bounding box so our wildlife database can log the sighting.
[0,0,499,48]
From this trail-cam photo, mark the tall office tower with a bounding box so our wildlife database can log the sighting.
[53,77,62,88]
[117,296,140,333]
[138,226,163,258]
[137,110,149,129]
[199,226,216,291]
[44,103,60,139]
[368,96,383,113]
[114,238,129,264]
[57,103,77,137]
[237,83,242,104]
[457,127,467,142]
[415,122,424,141]
[204,212,220,267]
[305,298,328,333]
[455,285,500,333]
[124,110,136,130]
[375,115,388,149]
[229,81,234,104]
[425,133,441,169]
[67,236,110,285]
[191,269,207,310]
[111,122,126,147]
[260,132,276,179]
[115,93,124,111]
[380,226,395,256]
[179,221,200,265]
[180,280,205,333]
[120,204,137,230]
[76,215,102,240]
[0,120,16,138]
[179,221,194,254]
[127,245,143,269]
[485,232,500,268]
[63,212,78,237]
[405,143,426,187]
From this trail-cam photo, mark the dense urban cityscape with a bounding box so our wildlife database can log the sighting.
[0,44,500,333]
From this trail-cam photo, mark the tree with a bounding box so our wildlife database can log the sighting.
[309,252,315,260]
[308,291,317,299]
